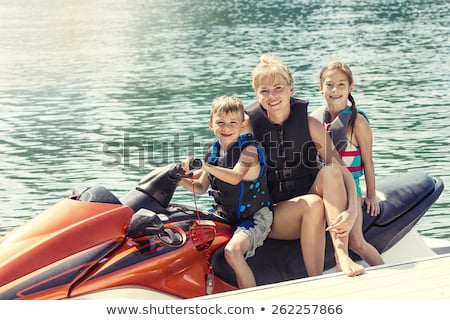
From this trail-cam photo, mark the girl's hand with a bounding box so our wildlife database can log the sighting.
[362,196,380,217]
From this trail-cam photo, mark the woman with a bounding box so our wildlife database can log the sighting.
[245,55,364,277]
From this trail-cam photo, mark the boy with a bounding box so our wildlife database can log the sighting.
[179,95,272,288]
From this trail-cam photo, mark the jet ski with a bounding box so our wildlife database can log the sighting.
[0,160,444,299]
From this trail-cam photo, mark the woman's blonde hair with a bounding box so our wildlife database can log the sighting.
[252,55,294,91]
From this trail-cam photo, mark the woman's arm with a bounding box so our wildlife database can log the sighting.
[242,113,254,134]
[309,116,359,220]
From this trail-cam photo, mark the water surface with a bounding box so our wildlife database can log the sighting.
[0,0,449,238]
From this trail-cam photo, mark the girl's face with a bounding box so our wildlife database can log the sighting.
[255,75,293,115]
[320,70,354,110]
[208,111,246,148]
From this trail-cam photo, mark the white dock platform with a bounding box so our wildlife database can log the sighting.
[202,253,450,300]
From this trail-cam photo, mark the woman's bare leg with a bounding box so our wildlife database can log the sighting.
[269,194,325,276]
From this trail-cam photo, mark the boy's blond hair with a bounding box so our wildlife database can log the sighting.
[210,95,245,121]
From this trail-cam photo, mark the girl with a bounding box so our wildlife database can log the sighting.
[312,61,384,266]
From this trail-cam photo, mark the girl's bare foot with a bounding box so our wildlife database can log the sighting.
[337,255,365,276]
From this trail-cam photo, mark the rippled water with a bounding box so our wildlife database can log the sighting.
[0,0,449,238]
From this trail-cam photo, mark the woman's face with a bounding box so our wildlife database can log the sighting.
[255,75,293,116]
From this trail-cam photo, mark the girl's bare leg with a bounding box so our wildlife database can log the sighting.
[349,204,384,266]
[269,194,325,276]
[311,165,365,276]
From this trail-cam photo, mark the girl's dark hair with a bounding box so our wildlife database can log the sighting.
[348,92,357,138]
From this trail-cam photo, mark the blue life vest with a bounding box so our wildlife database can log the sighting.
[206,133,271,224]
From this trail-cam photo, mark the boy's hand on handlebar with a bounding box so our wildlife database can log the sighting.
[180,157,203,177]
[180,158,191,174]
[189,158,202,170]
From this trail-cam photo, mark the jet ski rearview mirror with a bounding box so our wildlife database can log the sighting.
[126,208,164,238]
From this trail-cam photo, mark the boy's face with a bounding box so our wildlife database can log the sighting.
[208,111,246,147]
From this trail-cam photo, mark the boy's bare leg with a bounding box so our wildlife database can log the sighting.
[224,234,256,288]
